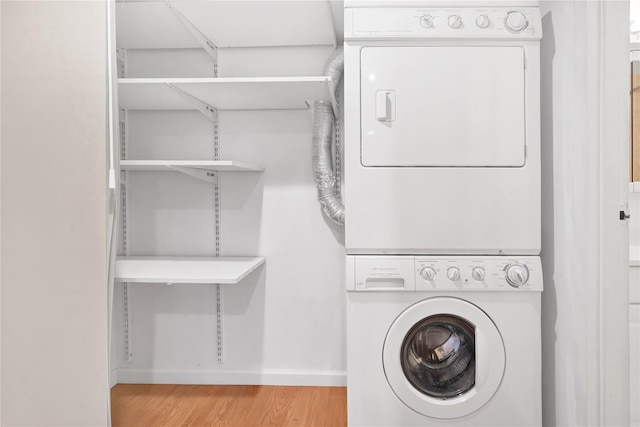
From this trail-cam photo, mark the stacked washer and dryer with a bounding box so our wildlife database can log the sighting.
[343,2,543,426]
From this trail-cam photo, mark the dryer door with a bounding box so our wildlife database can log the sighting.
[383,297,505,419]
[360,46,525,167]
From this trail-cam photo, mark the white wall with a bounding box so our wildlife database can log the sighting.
[113,46,346,386]
[1,1,3,420]
[1,1,109,425]
[540,1,630,425]
[540,4,589,423]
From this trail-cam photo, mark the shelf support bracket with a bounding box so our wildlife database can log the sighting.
[166,83,218,122]
[326,1,338,50]
[212,107,223,364]
[169,166,218,184]
[164,0,218,75]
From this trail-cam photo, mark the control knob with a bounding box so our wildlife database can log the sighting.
[472,267,486,281]
[504,11,528,33]
[476,15,490,29]
[505,263,530,288]
[420,15,434,29]
[448,15,463,29]
[419,267,437,281]
[447,267,461,281]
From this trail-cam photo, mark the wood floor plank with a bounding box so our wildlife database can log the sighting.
[287,385,331,427]
[190,385,262,427]
[111,384,179,427]
[180,386,228,427]
[111,384,346,427]
[256,386,299,426]
[158,385,216,427]
[324,387,347,427]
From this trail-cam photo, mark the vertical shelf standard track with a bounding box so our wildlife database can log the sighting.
[119,108,133,363]
[334,91,342,202]
[212,104,224,364]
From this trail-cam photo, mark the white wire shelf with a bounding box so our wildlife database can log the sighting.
[118,77,332,111]
[115,256,266,285]
[120,160,263,172]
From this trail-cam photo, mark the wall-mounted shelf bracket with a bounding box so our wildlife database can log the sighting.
[326,1,338,50]
[170,166,218,184]
[164,0,218,73]
[166,83,218,122]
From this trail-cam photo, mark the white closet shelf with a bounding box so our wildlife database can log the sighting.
[115,256,265,284]
[115,1,337,49]
[120,160,263,172]
[118,77,332,111]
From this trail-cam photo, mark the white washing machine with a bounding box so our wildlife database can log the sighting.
[346,255,542,426]
[344,5,542,255]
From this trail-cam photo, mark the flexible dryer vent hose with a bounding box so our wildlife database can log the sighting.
[312,48,345,226]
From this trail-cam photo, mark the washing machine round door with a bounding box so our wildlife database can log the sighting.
[383,297,505,420]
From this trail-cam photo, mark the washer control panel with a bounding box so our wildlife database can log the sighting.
[347,255,542,292]
[345,7,541,39]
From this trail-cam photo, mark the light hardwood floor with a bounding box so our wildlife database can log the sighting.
[111,384,347,427]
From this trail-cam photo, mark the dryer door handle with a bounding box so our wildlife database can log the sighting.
[376,90,396,122]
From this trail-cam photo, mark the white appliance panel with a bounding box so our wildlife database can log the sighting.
[345,41,541,255]
[345,6,541,254]
[345,254,542,426]
[343,158,542,254]
[361,46,525,167]
[345,7,542,40]
[347,255,543,291]
[353,256,416,290]
[347,292,542,426]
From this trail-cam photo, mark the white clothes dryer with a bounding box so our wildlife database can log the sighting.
[346,255,542,426]
[344,5,542,255]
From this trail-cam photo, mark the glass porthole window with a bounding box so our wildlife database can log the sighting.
[400,314,476,399]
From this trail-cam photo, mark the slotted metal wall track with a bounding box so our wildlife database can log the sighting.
[212,105,224,364]
[119,108,133,363]
[334,92,342,201]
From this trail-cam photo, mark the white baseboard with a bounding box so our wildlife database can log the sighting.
[115,368,346,387]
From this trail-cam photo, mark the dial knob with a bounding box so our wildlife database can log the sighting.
[505,263,530,287]
[448,15,463,29]
[447,267,461,281]
[471,267,486,281]
[504,11,528,33]
[420,267,437,281]
[476,14,490,29]
[420,15,435,29]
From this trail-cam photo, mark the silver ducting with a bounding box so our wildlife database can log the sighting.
[312,48,345,226]
[324,47,344,113]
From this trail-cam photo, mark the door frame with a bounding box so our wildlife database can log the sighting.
[591,1,631,425]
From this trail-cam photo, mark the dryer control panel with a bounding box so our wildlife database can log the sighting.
[345,7,542,40]
[346,255,543,292]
